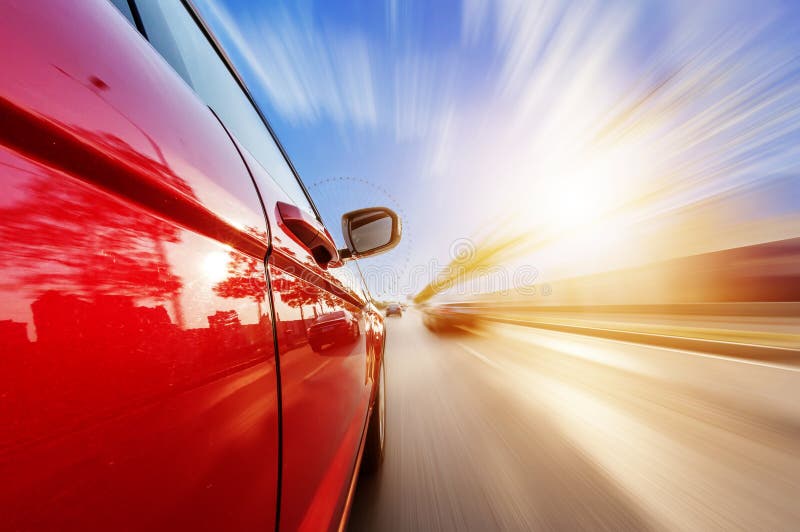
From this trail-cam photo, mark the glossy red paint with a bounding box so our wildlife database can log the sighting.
[237,144,385,530]
[0,0,387,530]
[0,0,278,529]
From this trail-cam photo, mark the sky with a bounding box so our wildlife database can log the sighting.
[194,0,800,299]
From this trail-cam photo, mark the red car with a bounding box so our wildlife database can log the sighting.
[0,1,400,530]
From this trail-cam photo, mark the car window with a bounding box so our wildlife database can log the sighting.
[341,261,371,303]
[107,0,136,27]
[135,0,315,214]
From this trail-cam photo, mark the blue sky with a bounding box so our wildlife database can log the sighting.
[195,0,800,298]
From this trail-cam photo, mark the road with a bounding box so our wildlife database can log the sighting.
[348,311,800,531]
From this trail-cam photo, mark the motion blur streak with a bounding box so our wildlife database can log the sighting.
[193,1,800,530]
[349,313,800,531]
[197,0,800,295]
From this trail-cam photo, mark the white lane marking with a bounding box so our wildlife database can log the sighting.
[660,347,800,373]
[456,342,505,371]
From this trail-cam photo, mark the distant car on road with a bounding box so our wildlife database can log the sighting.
[422,304,477,333]
[386,303,403,317]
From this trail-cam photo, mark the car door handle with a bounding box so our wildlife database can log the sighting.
[276,201,339,268]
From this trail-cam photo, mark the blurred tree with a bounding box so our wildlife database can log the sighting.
[0,125,191,325]
[213,228,268,317]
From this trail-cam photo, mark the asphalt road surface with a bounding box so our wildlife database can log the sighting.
[348,311,800,531]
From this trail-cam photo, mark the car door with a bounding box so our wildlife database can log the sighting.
[0,0,279,529]
[129,1,378,529]
[217,121,381,532]
[257,166,376,532]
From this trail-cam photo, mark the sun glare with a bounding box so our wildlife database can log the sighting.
[538,171,600,231]
[201,250,230,283]
[531,141,645,235]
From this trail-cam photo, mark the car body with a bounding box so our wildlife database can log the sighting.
[385,303,403,317]
[0,0,398,530]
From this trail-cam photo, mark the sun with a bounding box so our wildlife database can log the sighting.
[532,142,645,236]
[539,174,601,231]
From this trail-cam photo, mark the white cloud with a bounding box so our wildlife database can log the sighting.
[393,54,446,141]
[198,0,377,128]
[461,0,489,45]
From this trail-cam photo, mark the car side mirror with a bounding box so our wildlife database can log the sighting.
[340,207,401,260]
